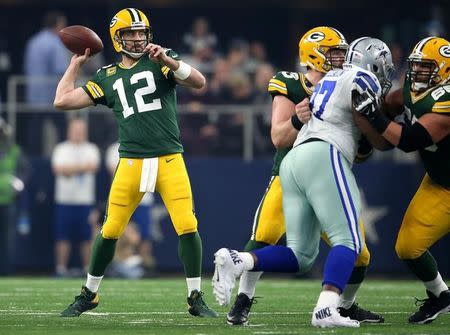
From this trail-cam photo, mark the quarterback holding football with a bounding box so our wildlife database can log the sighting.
[54,8,217,318]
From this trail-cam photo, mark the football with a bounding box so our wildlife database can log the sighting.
[58,25,103,55]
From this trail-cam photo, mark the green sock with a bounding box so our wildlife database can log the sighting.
[347,266,367,285]
[404,250,438,282]
[178,232,202,277]
[88,234,117,276]
[244,240,270,252]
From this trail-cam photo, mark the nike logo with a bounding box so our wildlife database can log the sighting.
[165,158,175,163]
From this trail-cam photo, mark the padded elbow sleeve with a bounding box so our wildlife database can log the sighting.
[398,122,434,153]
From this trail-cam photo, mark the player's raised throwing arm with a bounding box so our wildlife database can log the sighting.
[54,49,95,110]
[145,43,205,89]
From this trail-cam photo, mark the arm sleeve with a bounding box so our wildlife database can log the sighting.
[82,71,107,105]
[267,72,289,98]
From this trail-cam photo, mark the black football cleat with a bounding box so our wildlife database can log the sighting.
[408,290,450,324]
[227,293,255,325]
[338,303,384,323]
[60,286,99,317]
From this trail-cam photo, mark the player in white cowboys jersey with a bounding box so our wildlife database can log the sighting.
[213,37,394,328]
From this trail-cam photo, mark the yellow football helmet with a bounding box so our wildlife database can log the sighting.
[407,36,450,92]
[299,26,348,73]
[109,8,152,59]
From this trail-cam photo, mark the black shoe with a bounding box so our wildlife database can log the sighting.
[409,290,450,324]
[338,303,384,323]
[60,286,99,317]
[187,290,218,318]
[227,293,255,325]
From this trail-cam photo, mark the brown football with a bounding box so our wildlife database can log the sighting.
[58,25,103,55]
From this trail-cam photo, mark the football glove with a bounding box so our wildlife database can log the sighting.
[352,88,390,133]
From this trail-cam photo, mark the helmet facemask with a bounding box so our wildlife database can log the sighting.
[407,58,439,92]
[374,59,395,97]
[116,27,153,59]
[324,46,348,71]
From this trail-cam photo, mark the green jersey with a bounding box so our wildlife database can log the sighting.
[83,50,183,158]
[267,71,313,175]
[403,77,450,187]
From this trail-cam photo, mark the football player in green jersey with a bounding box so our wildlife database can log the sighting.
[54,8,217,318]
[355,36,450,324]
[226,27,384,325]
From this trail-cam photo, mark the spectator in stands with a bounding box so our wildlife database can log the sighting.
[106,142,156,275]
[22,11,70,156]
[216,72,255,156]
[183,17,217,56]
[0,118,29,275]
[227,38,255,74]
[253,63,275,155]
[51,117,100,277]
[248,41,268,70]
[178,84,220,155]
[208,58,231,103]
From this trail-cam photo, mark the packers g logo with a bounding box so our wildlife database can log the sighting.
[307,32,325,42]
[110,16,118,28]
[439,45,450,58]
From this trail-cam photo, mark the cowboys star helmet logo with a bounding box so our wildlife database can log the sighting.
[307,32,325,42]
[439,45,450,58]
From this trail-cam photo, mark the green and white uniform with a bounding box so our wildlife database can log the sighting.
[83,50,183,158]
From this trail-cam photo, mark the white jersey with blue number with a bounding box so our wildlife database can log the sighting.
[294,64,382,164]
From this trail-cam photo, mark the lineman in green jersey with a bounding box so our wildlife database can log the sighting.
[226,27,383,325]
[356,36,450,324]
[54,8,217,318]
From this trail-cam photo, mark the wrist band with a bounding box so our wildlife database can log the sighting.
[291,115,303,131]
[173,61,192,80]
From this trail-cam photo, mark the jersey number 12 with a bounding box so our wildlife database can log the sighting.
[113,71,162,118]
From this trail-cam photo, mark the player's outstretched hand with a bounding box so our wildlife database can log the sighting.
[295,98,311,123]
[70,48,91,67]
[352,88,380,121]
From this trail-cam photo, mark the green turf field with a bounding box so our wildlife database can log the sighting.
[0,278,448,335]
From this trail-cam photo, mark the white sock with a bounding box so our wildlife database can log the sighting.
[339,283,361,309]
[238,271,263,298]
[186,277,201,296]
[85,273,103,293]
[424,272,448,297]
[238,252,255,271]
[316,290,340,309]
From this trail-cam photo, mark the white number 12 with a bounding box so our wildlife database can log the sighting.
[112,71,162,118]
